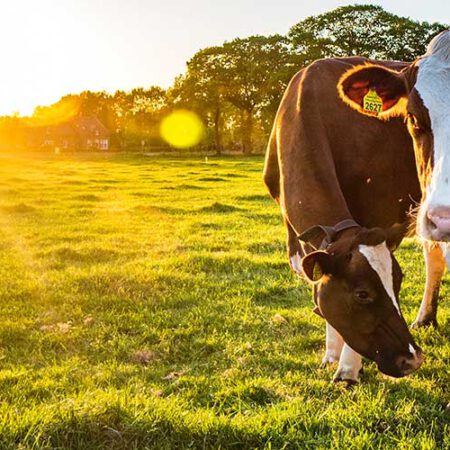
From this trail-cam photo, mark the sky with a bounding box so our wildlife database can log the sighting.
[0,0,449,116]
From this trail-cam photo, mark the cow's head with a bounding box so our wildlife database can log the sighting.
[338,30,450,242]
[302,226,423,377]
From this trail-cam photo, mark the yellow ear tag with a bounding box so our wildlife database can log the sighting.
[312,263,323,281]
[363,89,383,114]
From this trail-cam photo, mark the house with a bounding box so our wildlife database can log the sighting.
[72,116,110,150]
[28,116,110,150]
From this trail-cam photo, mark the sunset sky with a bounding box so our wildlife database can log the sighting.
[1,0,448,116]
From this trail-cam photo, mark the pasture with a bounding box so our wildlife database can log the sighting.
[0,152,450,449]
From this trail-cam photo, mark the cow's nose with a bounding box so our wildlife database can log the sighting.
[396,347,424,376]
[427,206,450,241]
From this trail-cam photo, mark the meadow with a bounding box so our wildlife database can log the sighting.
[0,152,450,449]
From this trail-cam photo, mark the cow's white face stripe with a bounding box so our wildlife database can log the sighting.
[415,32,450,211]
[358,243,400,315]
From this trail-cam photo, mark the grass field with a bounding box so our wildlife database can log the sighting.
[0,152,450,449]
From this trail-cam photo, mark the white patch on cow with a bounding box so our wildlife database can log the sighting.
[424,31,450,63]
[322,322,343,365]
[290,252,302,275]
[359,243,400,315]
[408,344,416,356]
[334,344,362,382]
[415,31,450,216]
[414,241,446,326]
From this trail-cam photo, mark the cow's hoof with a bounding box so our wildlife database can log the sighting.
[333,375,359,387]
[411,317,438,329]
[333,368,359,386]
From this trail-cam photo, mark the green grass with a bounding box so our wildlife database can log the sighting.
[0,152,450,449]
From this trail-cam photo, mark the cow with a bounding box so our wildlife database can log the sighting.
[263,57,424,383]
[337,30,450,328]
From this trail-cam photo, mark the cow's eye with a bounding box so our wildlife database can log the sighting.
[354,290,374,304]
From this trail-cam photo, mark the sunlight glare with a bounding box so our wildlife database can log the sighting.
[30,96,81,127]
[160,110,205,149]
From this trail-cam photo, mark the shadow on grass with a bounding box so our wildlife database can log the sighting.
[5,400,333,450]
[71,194,102,202]
[223,173,247,178]
[247,241,284,254]
[199,203,243,213]
[252,284,310,308]
[44,247,128,265]
[177,254,288,277]
[235,194,271,202]
[60,180,88,185]
[197,177,227,182]
[1,203,37,214]
[176,184,206,190]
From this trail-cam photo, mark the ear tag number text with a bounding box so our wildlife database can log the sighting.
[363,89,383,114]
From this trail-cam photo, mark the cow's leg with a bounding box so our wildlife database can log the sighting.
[442,242,450,272]
[412,241,445,328]
[321,322,344,366]
[333,344,362,385]
[286,221,304,276]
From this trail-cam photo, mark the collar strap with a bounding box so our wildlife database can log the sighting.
[298,219,360,250]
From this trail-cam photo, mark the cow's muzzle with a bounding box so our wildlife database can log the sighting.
[395,347,424,376]
[377,346,424,378]
[426,206,450,241]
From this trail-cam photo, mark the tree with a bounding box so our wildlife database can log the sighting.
[177,35,296,154]
[169,48,227,154]
[219,35,296,153]
[289,5,448,62]
[117,87,168,147]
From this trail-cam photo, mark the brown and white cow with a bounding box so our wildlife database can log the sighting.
[264,56,425,382]
[337,30,450,328]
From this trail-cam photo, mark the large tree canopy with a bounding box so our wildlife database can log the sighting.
[289,5,448,62]
[171,35,295,153]
[169,46,228,152]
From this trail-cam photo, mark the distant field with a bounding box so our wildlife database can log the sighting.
[0,152,450,449]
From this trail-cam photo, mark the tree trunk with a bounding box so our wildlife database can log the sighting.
[242,109,253,154]
[213,106,222,156]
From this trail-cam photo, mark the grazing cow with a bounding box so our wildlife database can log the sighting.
[264,56,424,383]
[337,30,450,327]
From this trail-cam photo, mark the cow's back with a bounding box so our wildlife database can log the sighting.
[264,57,420,234]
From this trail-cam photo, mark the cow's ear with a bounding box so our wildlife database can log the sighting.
[301,251,332,283]
[385,222,408,251]
[337,65,408,119]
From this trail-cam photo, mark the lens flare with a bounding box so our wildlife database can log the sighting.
[30,96,81,127]
[160,110,204,149]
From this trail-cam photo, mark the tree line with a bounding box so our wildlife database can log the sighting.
[0,5,447,153]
